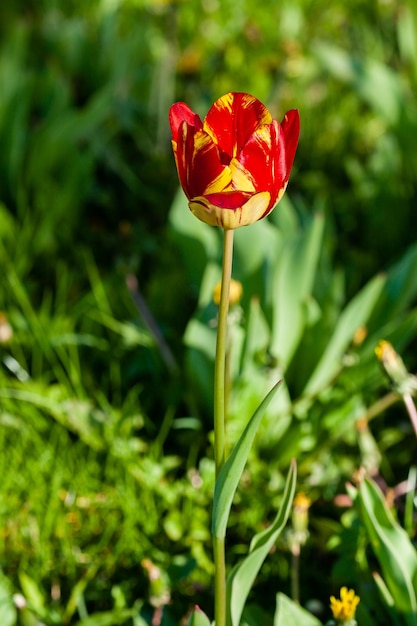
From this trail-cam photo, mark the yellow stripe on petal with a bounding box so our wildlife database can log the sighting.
[189,191,270,229]
[240,93,272,125]
[203,93,273,158]
[238,191,271,226]
[192,129,216,154]
[253,124,273,150]
[203,167,232,194]
[203,93,234,145]
[213,92,234,113]
[229,158,256,192]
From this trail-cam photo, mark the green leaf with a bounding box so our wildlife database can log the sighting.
[270,211,324,367]
[212,380,283,540]
[369,243,417,328]
[372,573,404,626]
[313,41,405,124]
[169,189,220,287]
[0,572,17,626]
[18,572,46,619]
[357,477,417,625]
[274,593,322,626]
[226,460,297,626]
[304,273,385,397]
[187,606,212,626]
[372,572,395,609]
[234,217,282,277]
[240,603,273,626]
[240,297,271,376]
[75,608,137,626]
[404,466,417,538]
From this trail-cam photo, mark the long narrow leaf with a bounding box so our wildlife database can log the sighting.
[372,572,404,626]
[226,460,297,626]
[212,381,282,540]
[271,211,324,367]
[357,477,417,624]
[274,592,322,626]
[304,273,385,397]
[187,606,212,626]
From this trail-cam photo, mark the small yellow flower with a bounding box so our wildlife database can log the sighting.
[375,339,397,365]
[0,312,13,344]
[375,339,417,395]
[352,325,367,346]
[293,492,311,511]
[330,587,360,622]
[289,492,312,549]
[213,279,243,307]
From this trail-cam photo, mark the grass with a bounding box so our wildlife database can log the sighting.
[0,0,416,624]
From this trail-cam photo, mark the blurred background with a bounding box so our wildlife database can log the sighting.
[0,0,416,624]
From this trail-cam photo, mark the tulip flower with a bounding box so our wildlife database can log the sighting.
[169,92,300,229]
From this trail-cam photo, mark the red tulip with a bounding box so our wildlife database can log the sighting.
[169,92,300,229]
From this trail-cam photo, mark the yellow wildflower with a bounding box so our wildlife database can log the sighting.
[352,325,367,346]
[375,339,390,362]
[330,587,360,622]
[213,279,243,307]
[293,492,311,511]
[0,312,13,344]
[375,339,417,396]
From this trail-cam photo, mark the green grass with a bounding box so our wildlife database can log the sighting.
[0,0,416,624]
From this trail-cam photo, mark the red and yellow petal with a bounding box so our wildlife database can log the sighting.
[203,92,272,159]
[189,191,271,229]
[169,102,202,144]
[229,157,257,193]
[268,110,300,208]
[173,123,227,199]
[278,109,300,185]
[237,123,276,192]
[169,95,300,229]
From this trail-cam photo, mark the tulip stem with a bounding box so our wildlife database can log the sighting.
[213,227,234,626]
[214,227,234,475]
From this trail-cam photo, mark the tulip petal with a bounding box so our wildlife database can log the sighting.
[204,93,272,158]
[169,102,202,143]
[202,165,233,195]
[229,157,257,193]
[279,109,300,185]
[169,95,300,229]
[189,191,271,229]
[268,110,300,208]
[173,123,229,199]
[201,191,253,210]
[237,123,276,192]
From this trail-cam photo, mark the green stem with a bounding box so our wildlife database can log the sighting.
[213,535,227,626]
[213,228,234,626]
[214,228,234,475]
[290,542,300,604]
[403,393,417,438]
[360,391,399,423]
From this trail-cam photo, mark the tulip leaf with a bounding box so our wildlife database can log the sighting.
[304,273,385,397]
[270,211,324,368]
[240,296,271,375]
[372,572,395,609]
[369,242,417,329]
[357,477,417,625]
[187,606,212,626]
[234,217,281,277]
[212,380,282,540]
[274,592,322,626]
[0,572,17,626]
[313,41,405,124]
[169,189,220,287]
[226,460,297,626]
